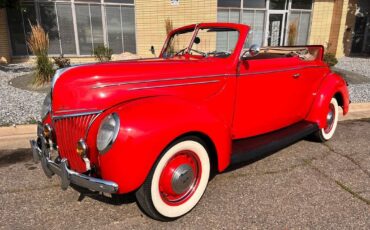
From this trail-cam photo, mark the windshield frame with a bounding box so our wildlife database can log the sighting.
[160,23,249,61]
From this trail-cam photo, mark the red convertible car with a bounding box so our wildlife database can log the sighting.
[30,23,349,220]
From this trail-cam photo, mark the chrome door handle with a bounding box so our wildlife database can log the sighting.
[293,73,301,78]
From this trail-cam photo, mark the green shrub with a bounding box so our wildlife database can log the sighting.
[93,45,113,62]
[27,23,55,86]
[323,53,338,67]
[53,54,71,69]
[34,55,54,85]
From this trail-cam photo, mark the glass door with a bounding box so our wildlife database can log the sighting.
[268,13,286,46]
[351,16,368,53]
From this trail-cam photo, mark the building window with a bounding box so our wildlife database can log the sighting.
[56,3,76,54]
[243,10,266,47]
[217,0,241,8]
[76,4,104,55]
[39,3,60,55]
[6,3,36,55]
[217,9,241,51]
[291,0,312,10]
[289,11,311,45]
[217,0,312,47]
[269,0,287,10]
[243,0,266,9]
[7,0,136,56]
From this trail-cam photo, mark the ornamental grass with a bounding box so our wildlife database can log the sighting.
[288,22,298,46]
[27,22,55,86]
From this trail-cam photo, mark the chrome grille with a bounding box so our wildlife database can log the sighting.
[53,113,98,173]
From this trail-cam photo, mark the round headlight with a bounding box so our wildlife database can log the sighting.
[97,113,120,154]
[41,93,51,120]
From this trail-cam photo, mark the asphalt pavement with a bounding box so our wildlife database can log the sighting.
[0,119,369,229]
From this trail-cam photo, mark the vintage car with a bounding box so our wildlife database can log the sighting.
[30,22,349,221]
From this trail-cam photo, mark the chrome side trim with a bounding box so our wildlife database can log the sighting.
[128,80,221,91]
[238,65,326,76]
[52,110,102,120]
[92,74,230,89]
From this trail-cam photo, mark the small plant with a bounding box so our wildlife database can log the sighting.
[323,53,338,66]
[288,22,297,46]
[165,18,173,35]
[93,45,112,62]
[53,54,71,69]
[27,22,55,85]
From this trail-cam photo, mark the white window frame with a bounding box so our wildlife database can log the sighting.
[217,0,313,47]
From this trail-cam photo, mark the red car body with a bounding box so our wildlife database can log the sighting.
[32,22,349,220]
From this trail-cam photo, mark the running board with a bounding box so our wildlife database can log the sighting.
[231,121,319,165]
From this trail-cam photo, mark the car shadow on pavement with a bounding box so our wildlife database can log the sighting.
[0,148,33,168]
[70,182,137,205]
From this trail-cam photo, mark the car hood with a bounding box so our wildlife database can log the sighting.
[51,57,231,116]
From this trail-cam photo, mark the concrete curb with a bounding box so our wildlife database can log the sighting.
[0,102,370,150]
[0,124,36,149]
[339,102,370,121]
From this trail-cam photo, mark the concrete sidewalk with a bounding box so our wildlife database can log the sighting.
[339,102,370,121]
[0,102,370,150]
[0,124,36,149]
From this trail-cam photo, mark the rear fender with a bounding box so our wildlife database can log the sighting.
[94,96,232,194]
[305,72,349,128]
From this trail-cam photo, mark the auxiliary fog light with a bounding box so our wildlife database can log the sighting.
[43,124,52,139]
[76,139,88,157]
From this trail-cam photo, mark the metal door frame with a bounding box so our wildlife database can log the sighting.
[267,10,287,46]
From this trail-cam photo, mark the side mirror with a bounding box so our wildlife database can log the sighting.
[249,44,260,57]
[150,46,155,55]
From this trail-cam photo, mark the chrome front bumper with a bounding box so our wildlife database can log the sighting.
[30,138,118,194]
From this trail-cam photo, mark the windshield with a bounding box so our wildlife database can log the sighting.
[163,28,195,57]
[163,27,239,58]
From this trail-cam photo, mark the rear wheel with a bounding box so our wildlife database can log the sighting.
[313,97,339,142]
[136,136,210,221]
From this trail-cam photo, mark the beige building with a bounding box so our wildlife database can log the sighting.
[0,0,369,63]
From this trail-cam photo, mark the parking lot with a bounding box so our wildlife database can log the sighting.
[0,119,369,229]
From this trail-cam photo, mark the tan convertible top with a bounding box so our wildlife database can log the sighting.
[243,46,320,61]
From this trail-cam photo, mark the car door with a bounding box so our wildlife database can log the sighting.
[232,56,306,139]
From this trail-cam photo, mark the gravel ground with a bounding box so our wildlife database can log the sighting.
[336,57,370,78]
[0,64,45,126]
[348,84,370,103]
[335,57,370,103]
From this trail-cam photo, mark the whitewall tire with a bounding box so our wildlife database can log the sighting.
[313,97,339,142]
[136,136,210,221]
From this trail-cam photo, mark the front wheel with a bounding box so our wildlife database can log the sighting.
[313,97,339,142]
[136,136,210,221]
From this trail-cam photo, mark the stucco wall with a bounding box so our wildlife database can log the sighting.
[309,0,356,57]
[309,0,335,50]
[135,0,217,58]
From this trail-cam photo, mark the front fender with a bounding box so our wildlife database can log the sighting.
[305,72,350,128]
[94,96,232,194]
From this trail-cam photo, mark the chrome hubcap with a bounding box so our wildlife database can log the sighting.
[159,150,201,205]
[324,104,335,133]
[171,164,195,195]
[327,110,334,126]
